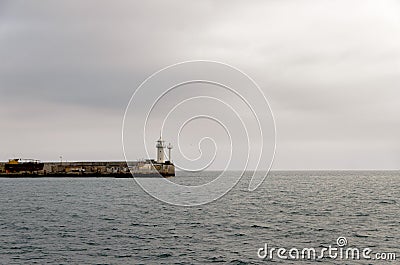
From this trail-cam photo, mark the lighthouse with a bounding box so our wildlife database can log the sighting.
[156,135,166,163]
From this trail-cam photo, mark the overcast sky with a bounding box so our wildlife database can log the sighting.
[0,0,399,170]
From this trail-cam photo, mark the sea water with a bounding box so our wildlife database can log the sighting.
[0,171,398,264]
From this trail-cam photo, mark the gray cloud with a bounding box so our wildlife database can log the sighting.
[0,0,399,169]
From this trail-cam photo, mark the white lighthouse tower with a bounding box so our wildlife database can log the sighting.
[156,134,165,163]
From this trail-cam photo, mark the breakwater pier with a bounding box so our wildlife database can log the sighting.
[0,160,132,177]
[0,135,175,178]
[0,159,175,178]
